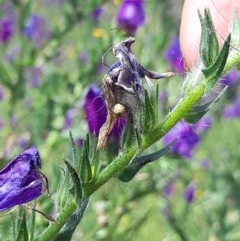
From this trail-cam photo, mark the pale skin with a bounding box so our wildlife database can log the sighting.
[180,0,240,71]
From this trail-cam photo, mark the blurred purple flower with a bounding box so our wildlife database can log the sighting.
[200,159,210,170]
[91,6,104,20]
[23,14,51,48]
[0,146,45,211]
[0,2,16,44]
[164,117,212,159]
[0,18,14,44]
[116,0,145,35]
[5,45,20,63]
[163,120,200,159]
[165,37,184,74]
[79,51,89,65]
[164,182,175,199]
[62,109,79,130]
[84,85,126,143]
[194,115,212,134]
[0,85,4,101]
[0,120,4,129]
[75,138,84,147]
[219,68,239,86]
[183,182,197,203]
[24,66,42,87]
[222,98,240,119]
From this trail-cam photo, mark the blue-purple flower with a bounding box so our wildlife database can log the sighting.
[0,85,4,101]
[116,0,145,35]
[91,6,104,21]
[164,182,175,199]
[219,68,239,86]
[222,98,240,119]
[164,37,184,74]
[163,120,200,159]
[183,182,197,203]
[24,66,42,87]
[0,2,16,44]
[163,117,212,159]
[0,18,14,44]
[62,109,79,130]
[23,14,51,48]
[0,146,45,211]
[84,85,126,144]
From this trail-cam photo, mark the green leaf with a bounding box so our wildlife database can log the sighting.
[15,209,28,241]
[202,34,231,91]
[64,159,83,201]
[88,135,100,180]
[54,198,89,241]
[144,89,157,131]
[69,131,78,168]
[198,8,219,67]
[183,86,227,123]
[80,134,92,183]
[118,141,176,182]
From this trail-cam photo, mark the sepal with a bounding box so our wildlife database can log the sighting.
[118,141,176,182]
[202,34,231,91]
[64,160,82,201]
[80,134,93,183]
[183,86,227,123]
[198,9,219,67]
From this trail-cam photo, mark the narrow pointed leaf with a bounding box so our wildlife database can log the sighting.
[64,159,82,201]
[55,198,89,241]
[119,141,176,182]
[199,9,219,67]
[202,34,231,91]
[184,86,227,123]
[16,209,28,241]
[80,134,92,183]
[144,89,157,131]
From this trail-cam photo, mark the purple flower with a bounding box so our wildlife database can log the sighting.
[0,2,16,44]
[5,45,20,63]
[200,159,210,170]
[23,14,51,48]
[116,0,145,35]
[84,85,126,143]
[164,182,175,199]
[62,109,79,130]
[79,51,89,65]
[219,68,239,86]
[24,66,42,87]
[0,146,45,211]
[0,18,14,44]
[91,6,104,20]
[0,85,4,101]
[84,85,107,136]
[222,98,240,119]
[183,182,197,203]
[194,115,212,134]
[164,37,184,74]
[163,120,200,159]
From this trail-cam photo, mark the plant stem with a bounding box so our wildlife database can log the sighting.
[36,201,76,241]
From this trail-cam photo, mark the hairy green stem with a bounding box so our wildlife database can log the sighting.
[36,201,76,241]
